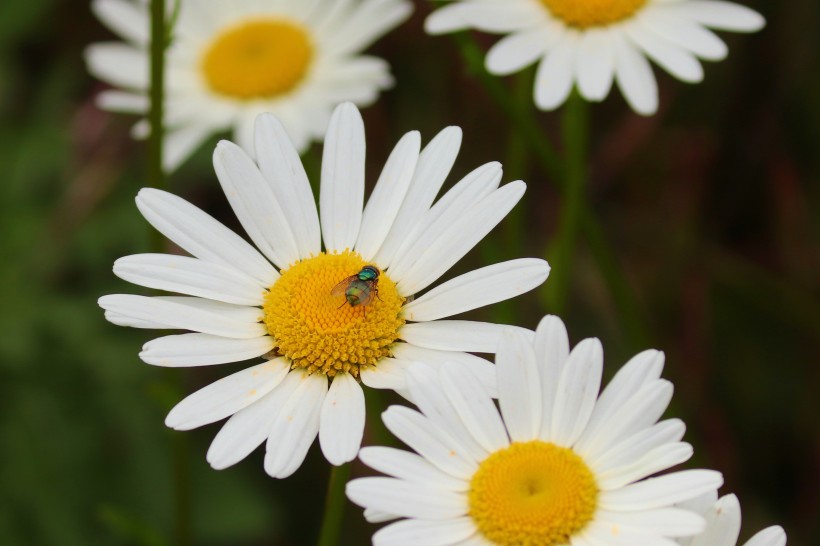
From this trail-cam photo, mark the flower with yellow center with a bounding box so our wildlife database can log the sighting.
[99,103,550,478]
[426,0,765,114]
[677,492,787,546]
[347,315,725,545]
[85,0,412,172]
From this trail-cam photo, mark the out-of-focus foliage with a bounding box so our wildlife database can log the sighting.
[0,0,817,544]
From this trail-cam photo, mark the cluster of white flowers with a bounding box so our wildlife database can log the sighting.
[89,1,787,545]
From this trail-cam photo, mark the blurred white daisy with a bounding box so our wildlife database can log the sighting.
[678,492,787,546]
[86,0,412,171]
[426,0,765,115]
[98,102,549,478]
[347,315,723,545]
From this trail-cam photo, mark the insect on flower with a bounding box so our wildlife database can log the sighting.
[332,265,381,312]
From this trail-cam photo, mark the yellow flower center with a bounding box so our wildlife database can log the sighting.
[263,252,404,377]
[201,19,313,100]
[469,441,599,546]
[540,0,647,28]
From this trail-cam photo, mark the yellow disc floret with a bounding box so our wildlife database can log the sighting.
[540,0,647,28]
[263,251,404,377]
[469,441,599,545]
[202,19,312,99]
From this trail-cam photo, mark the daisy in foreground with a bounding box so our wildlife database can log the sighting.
[86,0,411,171]
[426,0,765,114]
[99,102,550,478]
[347,315,724,545]
[677,492,787,546]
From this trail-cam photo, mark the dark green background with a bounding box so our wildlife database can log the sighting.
[1,0,817,544]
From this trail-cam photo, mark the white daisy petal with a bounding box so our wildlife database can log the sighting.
[576,349,665,452]
[445,2,547,34]
[91,0,149,45]
[373,517,477,546]
[355,131,421,261]
[364,508,401,524]
[743,526,787,546]
[382,405,477,479]
[425,3,475,34]
[399,321,533,354]
[640,9,728,61]
[264,370,328,479]
[549,338,603,447]
[85,43,148,89]
[688,494,741,546]
[576,380,674,462]
[595,508,706,538]
[319,373,365,466]
[390,344,499,398]
[576,28,616,102]
[581,521,682,546]
[254,113,322,260]
[97,90,148,113]
[486,26,556,76]
[613,32,659,116]
[667,1,765,32]
[626,22,704,83]
[346,477,468,520]
[388,161,502,285]
[534,33,577,111]
[358,446,467,492]
[497,329,542,442]
[213,140,301,270]
[405,365,488,464]
[98,294,266,339]
[532,315,570,439]
[206,367,300,470]
[140,333,275,367]
[320,102,366,253]
[360,358,412,391]
[165,358,290,431]
[597,442,693,490]
[589,418,686,473]
[374,126,462,268]
[403,258,550,322]
[439,362,509,453]
[599,469,723,511]
[104,311,169,329]
[397,181,527,295]
[135,188,278,287]
[113,253,266,306]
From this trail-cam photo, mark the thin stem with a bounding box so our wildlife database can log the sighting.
[317,463,351,546]
[150,3,190,545]
[541,93,588,314]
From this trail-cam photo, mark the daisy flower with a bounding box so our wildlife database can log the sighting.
[98,102,550,478]
[86,0,412,171]
[347,315,724,545]
[677,492,787,546]
[425,0,765,115]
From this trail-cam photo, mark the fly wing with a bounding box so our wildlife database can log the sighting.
[357,286,376,307]
[331,275,358,297]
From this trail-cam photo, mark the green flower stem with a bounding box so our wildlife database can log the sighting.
[542,93,588,314]
[149,2,191,545]
[317,463,351,546]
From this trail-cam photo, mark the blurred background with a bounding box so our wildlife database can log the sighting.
[1,0,818,544]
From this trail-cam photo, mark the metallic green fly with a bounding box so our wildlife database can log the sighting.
[331,265,381,310]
